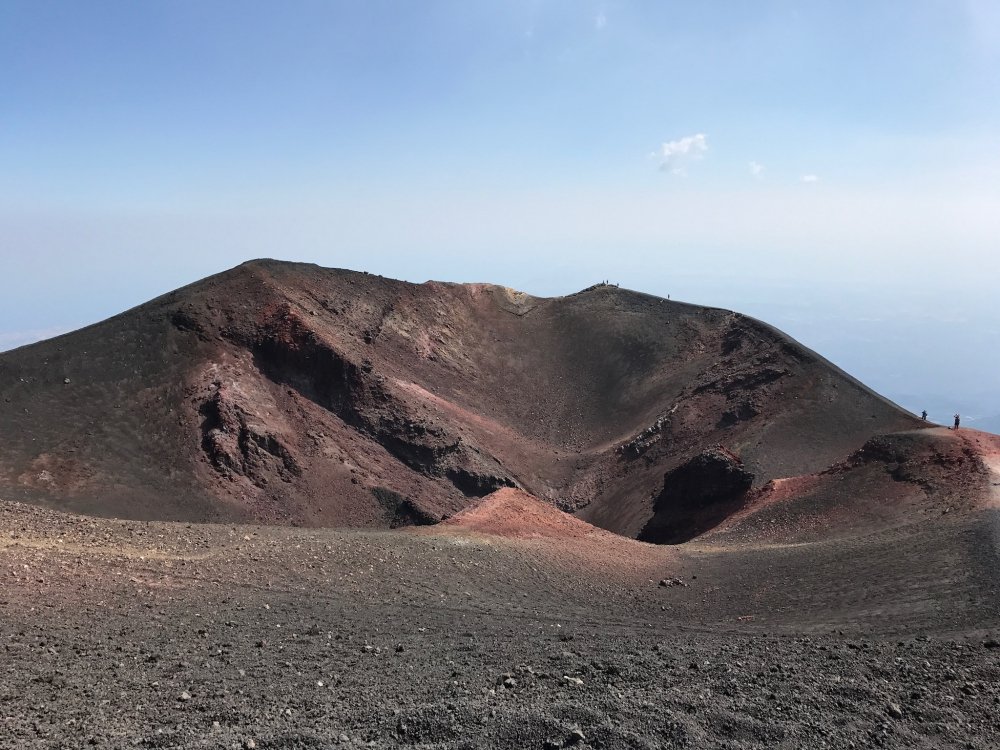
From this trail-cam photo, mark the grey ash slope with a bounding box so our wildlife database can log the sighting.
[0,259,921,536]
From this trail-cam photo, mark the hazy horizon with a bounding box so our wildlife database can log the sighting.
[3,2,998,430]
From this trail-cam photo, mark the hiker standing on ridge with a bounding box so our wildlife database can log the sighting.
[954,414,961,429]
[921,410,928,421]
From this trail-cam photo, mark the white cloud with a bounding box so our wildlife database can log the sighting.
[801,174,820,183]
[749,161,764,178]
[595,11,607,29]
[654,133,708,175]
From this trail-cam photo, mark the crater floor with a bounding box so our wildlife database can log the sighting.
[3,498,1000,749]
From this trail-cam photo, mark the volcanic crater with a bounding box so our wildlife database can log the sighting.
[1,258,950,543]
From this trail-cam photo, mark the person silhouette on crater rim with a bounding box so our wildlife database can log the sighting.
[921,410,928,421]
[954,414,961,429]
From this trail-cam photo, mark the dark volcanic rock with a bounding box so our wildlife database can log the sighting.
[371,487,437,528]
[638,448,754,544]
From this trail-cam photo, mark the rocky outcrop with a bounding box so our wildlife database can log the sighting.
[638,448,754,544]
[617,415,671,460]
[198,388,301,488]
[371,487,437,528]
[830,432,989,496]
[217,304,519,498]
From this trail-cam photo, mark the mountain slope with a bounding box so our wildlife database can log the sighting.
[0,259,923,534]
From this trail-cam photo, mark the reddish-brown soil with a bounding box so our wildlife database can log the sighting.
[434,487,672,578]
[441,487,625,541]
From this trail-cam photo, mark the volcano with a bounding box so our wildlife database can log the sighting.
[0,259,968,540]
[6,260,1000,749]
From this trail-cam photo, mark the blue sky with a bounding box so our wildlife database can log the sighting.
[2,1,999,424]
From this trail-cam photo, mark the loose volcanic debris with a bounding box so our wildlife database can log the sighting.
[2,498,1000,748]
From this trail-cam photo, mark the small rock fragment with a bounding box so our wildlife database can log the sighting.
[659,577,688,587]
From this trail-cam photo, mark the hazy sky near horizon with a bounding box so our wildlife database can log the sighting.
[2,1,999,421]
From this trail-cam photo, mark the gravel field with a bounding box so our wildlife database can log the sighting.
[4,500,1000,749]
